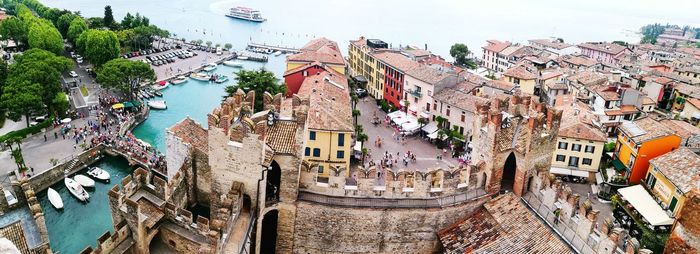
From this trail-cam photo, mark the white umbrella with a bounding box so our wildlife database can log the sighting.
[61,118,72,124]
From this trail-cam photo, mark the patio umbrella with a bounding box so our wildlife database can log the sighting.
[60,118,72,124]
[112,103,125,109]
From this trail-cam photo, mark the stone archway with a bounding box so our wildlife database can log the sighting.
[260,209,279,254]
[501,152,517,192]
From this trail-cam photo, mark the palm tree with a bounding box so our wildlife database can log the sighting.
[352,109,361,127]
[351,94,359,110]
[354,124,364,138]
[357,132,369,162]
[435,116,447,129]
[418,117,428,129]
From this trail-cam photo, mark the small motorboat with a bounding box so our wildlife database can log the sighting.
[153,91,163,97]
[143,90,153,98]
[214,75,229,84]
[273,51,282,56]
[47,187,63,209]
[65,177,89,202]
[171,76,188,85]
[74,174,95,188]
[238,56,249,60]
[87,167,110,182]
[202,63,218,72]
[148,100,167,110]
[223,60,243,68]
[152,81,169,91]
[190,72,211,81]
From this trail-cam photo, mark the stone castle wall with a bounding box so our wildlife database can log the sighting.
[27,145,104,192]
[290,196,490,254]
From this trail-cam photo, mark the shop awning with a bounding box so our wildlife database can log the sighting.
[111,103,124,109]
[422,121,438,134]
[387,110,406,120]
[550,167,591,178]
[122,101,135,108]
[612,158,626,171]
[427,131,438,139]
[353,141,362,152]
[618,185,674,226]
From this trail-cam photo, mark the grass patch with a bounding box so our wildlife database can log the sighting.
[80,85,89,97]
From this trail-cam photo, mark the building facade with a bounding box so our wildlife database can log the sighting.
[348,36,389,99]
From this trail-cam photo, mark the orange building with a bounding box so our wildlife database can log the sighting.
[613,117,682,184]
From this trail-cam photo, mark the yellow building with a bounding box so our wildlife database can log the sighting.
[680,98,700,126]
[297,69,354,184]
[502,65,538,95]
[644,148,700,217]
[286,37,346,75]
[671,83,700,112]
[349,36,389,99]
[550,98,607,181]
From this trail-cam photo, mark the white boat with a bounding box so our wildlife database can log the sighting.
[65,177,89,202]
[225,6,266,22]
[273,51,282,56]
[87,167,110,182]
[237,56,249,60]
[74,174,95,188]
[47,188,63,209]
[171,76,188,85]
[202,63,218,72]
[148,100,167,110]
[223,60,243,68]
[190,72,211,81]
[152,82,169,91]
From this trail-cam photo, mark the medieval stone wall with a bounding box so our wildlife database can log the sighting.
[165,131,190,179]
[27,145,104,192]
[290,197,490,254]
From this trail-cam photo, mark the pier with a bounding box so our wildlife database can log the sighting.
[247,42,300,54]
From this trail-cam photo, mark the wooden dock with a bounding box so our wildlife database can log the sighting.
[247,43,300,54]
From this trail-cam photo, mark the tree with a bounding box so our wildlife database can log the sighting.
[96,58,155,101]
[56,13,77,37]
[76,29,120,66]
[640,23,665,44]
[205,41,212,49]
[435,116,447,129]
[52,92,69,117]
[0,17,27,46]
[357,132,369,162]
[224,69,286,112]
[9,48,72,116]
[215,43,221,48]
[103,5,115,29]
[352,109,361,127]
[85,17,104,29]
[67,17,87,45]
[449,43,476,69]
[418,117,428,129]
[224,43,232,50]
[351,93,358,110]
[27,19,64,55]
[0,80,43,126]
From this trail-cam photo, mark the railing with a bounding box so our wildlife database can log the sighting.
[239,215,256,254]
[297,188,487,208]
[406,89,422,98]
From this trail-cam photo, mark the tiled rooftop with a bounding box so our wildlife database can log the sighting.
[529,39,574,50]
[660,119,700,144]
[567,71,607,87]
[438,193,570,253]
[433,84,483,112]
[482,40,510,53]
[687,98,700,109]
[554,97,606,142]
[168,117,208,153]
[265,120,300,154]
[297,70,353,132]
[405,65,453,84]
[503,66,537,80]
[675,83,700,99]
[287,37,345,66]
[560,55,598,67]
[620,117,675,143]
[0,221,30,254]
[649,148,700,193]
[371,51,420,72]
[578,42,628,55]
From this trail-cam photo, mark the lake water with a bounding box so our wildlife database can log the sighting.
[37,155,134,254]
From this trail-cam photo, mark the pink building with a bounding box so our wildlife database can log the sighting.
[578,42,632,64]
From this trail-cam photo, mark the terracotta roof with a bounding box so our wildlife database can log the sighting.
[349,37,367,47]
[404,47,431,58]
[486,79,516,91]
[297,70,353,132]
[282,61,324,77]
[371,51,420,72]
[641,96,656,105]
[433,85,482,112]
[596,90,620,101]
[266,120,299,154]
[649,148,700,193]
[578,42,628,55]
[688,98,700,109]
[560,55,598,67]
[503,66,537,80]
[168,117,208,153]
[405,65,452,84]
[620,117,675,143]
[500,45,524,57]
[287,37,345,66]
[438,193,570,253]
[675,83,700,99]
[541,71,563,80]
[660,119,700,142]
[482,40,510,53]
[529,39,573,50]
[0,221,30,254]
[555,98,606,142]
[567,71,607,87]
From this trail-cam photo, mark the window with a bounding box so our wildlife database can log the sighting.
[426,103,430,112]
[313,148,321,157]
[446,106,451,116]
[433,101,437,110]
[558,142,568,150]
[337,150,345,159]
[305,147,310,156]
[461,114,465,122]
[628,154,636,168]
[582,158,592,165]
[572,144,581,152]
[303,70,308,76]
[556,155,566,162]
[337,133,345,146]
[568,156,579,167]
[309,131,316,140]
[317,165,324,174]
[585,145,595,153]
[608,116,616,120]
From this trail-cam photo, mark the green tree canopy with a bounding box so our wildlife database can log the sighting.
[9,48,72,115]
[103,5,115,29]
[56,12,77,37]
[0,80,43,126]
[224,69,286,112]
[76,29,120,66]
[85,17,104,29]
[640,23,665,44]
[27,19,63,55]
[96,58,155,100]
[0,16,27,46]
[67,16,87,45]
[449,43,477,69]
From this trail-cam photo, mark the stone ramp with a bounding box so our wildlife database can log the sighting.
[222,209,252,253]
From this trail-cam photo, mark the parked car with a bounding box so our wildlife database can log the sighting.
[76,57,83,64]
[69,71,78,77]
[354,88,367,98]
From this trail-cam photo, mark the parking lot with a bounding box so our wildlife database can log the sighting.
[127,44,233,81]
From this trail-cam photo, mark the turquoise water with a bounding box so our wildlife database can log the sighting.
[132,61,278,152]
[37,156,134,254]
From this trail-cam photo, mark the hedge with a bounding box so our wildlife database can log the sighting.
[0,117,54,143]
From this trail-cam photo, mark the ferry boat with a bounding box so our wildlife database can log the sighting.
[226,7,266,22]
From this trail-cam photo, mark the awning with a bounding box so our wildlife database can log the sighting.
[387,110,406,120]
[618,185,674,226]
[612,158,626,171]
[595,172,603,185]
[401,120,420,133]
[549,167,591,178]
[60,118,72,124]
[353,142,362,152]
[392,116,409,125]
[693,112,700,120]
[122,101,135,108]
[422,121,438,134]
[419,112,430,118]
[112,103,124,109]
[427,131,438,139]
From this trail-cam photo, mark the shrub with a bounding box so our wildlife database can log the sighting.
[0,117,54,143]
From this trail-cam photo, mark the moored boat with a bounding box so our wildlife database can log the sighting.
[273,51,282,56]
[65,177,89,202]
[202,63,218,72]
[74,174,95,188]
[87,167,110,182]
[153,91,163,97]
[47,187,63,209]
[225,6,266,22]
[223,60,243,68]
[152,81,169,91]
[214,75,229,84]
[148,100,167,110]
[190,72,212,81]
[237,56,249,60]
[171,75,188,85]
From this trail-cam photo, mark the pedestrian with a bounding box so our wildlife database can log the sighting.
[54,132,58,139]
[553,208,561,225]
[587,191,591,200]
[43,134,47,142]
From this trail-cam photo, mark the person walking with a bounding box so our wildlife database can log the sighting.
[553,208,561,225]
[43,134,47,142]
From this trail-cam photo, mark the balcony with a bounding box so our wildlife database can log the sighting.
[406,89,422,98]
